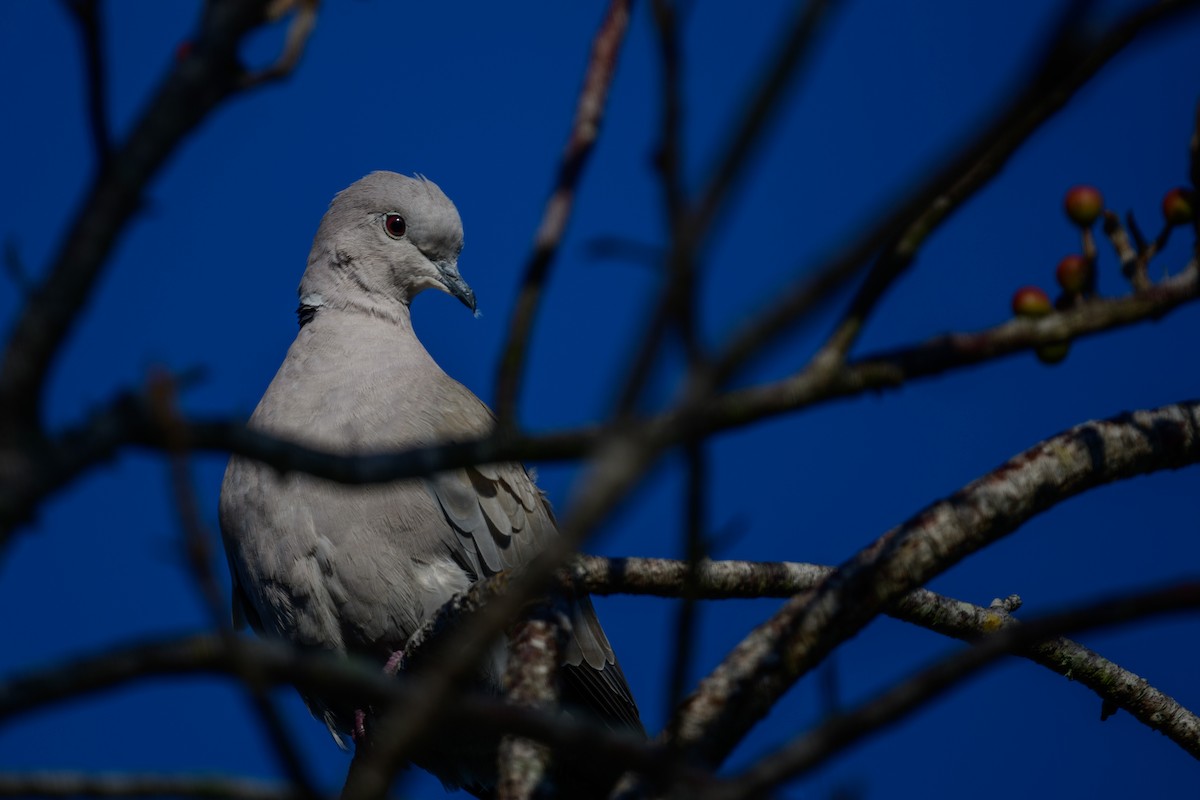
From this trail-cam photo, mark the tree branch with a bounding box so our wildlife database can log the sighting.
[571,556,1200,759]
[664,399,1200,767]
[4,263,1194,539]
[0,634,690,792]
[0,0,302,431]
[0,771,309,800]
[494,0,633,428]
[714,0,1200,381]
[61,0,113,166]
[704,580,1200,799]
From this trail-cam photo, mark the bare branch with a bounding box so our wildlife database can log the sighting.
[714,263,1200,428]
[240,0,319,87]
[0,771,310,800]
[494,0,633,428]
[4,262,1194,539]
[0,0,296,431]
[665,400,1200,767]
[497,600,570,800]
[0,634,690,792]
[572,556,1200,758]
[704,580,1200,799]
[717,0,1200,380]
[617,0,838,410]
[149,373,320,800]
[61,0,112,166]
[689,0,837,242]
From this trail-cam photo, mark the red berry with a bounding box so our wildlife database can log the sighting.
[1055,254,1090,294]
[175,40,193,63]
[1063,185,1103,227]
[1012,286,1052,318]
[1162,187,1194,226]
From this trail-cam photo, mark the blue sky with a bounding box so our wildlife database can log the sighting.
[1,2,1198,798]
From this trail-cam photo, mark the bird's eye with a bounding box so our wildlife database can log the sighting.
[383,213,407,239]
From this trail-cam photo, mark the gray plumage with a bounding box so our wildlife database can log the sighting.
[218,172,641,796]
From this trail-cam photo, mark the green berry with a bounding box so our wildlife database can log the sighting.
[1036,341,1070,365]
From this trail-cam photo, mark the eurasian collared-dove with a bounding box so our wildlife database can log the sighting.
[218,172,642,796]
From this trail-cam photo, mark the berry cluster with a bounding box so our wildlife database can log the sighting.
[1010,184,1195,365]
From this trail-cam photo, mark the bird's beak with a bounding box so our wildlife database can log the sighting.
[435,259,477,313]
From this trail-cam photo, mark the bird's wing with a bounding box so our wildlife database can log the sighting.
[425,391,643,734]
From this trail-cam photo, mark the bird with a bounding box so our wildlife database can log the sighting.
[218,171,642,797]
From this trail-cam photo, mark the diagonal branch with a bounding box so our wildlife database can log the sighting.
[494,0,633,429]
[713,261,1200,427]
[149,374,320,800]
[713,0,1200,382]
[688,0,837,243]
[664,399,1200,767]
[570,556,1200,759]
[812,0,1200,367]
[61,0,112,166]
[0,0,301,433]
[704,580,1200,799]
[617,0,839,411]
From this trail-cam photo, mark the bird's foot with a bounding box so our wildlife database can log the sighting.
[383,647,406,676]
[352,708,369,746]
[350,649,406,746]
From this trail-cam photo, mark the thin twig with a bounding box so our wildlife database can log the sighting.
[494,0,633,429]
[0,0,294,432]
[618,0,838,410]
[240,0,318,87]
[665,441,706,727]
[720,0,1200,381]
[147,372,320,800]
[61,0,113,166]
[689,0,837,242]
[613,0,691,416]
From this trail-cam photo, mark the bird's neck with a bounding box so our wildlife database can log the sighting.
[298,245,414,326]
[296,289,414,331]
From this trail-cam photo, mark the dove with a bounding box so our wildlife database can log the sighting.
[218,171,642,796]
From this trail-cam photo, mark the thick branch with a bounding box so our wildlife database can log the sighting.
[497,600,570,800]
[666,400,1200,766]
[705,580,1200,799]
[0,771,307,800]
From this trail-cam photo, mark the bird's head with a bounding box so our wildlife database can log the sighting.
[299,171,475,321]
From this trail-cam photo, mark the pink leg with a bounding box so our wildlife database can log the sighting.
[352,709,368,746]
[352,648,406,746]
[383,647,406,676]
